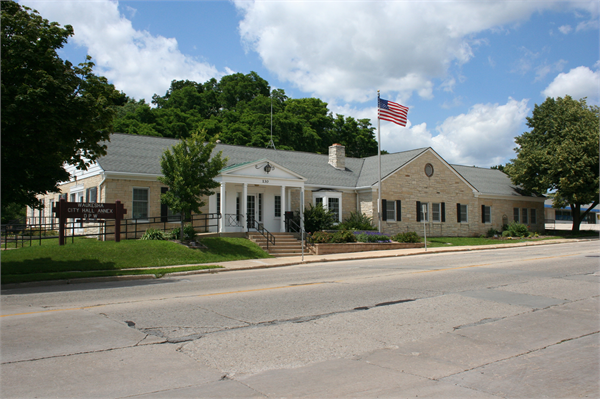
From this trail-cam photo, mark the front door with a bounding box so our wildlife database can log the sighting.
[247,195,256,228]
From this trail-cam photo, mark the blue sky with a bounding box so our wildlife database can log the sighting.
[21,0,600,167]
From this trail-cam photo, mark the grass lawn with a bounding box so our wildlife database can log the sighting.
[425,232,597,247]
[1,237,272,284]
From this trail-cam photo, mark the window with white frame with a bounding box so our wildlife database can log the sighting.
[313,192,342,222]
[382,200,400,221]
[386,200,396,221]
[432,203,441,222]
[132,188,149,220]
[457,203,468,223]
[216,193,221,215]
[86,187,97,203]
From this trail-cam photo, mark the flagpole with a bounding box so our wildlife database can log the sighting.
[377,91,382,233]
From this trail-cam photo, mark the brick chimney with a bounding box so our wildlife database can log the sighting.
[328,143,345,170]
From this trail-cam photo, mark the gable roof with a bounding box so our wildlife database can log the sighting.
[97,133,537,197]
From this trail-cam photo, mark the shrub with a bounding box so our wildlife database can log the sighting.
[171,224,197,241]
[337,212,376,231]
[331,230,357,243]
[486,228,500,238]
[303,204,336,233]
[392,231,421,243]
[355,231,392,243]
[309,230,357,243]
[141,228,167,241]
[501,230,511,238]
[506,222,529,237]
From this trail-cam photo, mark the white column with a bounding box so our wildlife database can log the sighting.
[242,183,248,231]
[300,189,304,230]
[280,185,286,232]
[220,182,226,233]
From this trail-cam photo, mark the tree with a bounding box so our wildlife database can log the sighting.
[1,1,125,213]
[505,96,599,231]
[158,130,227,240]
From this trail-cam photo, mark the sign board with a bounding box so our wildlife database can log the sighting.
[62,202,119,221]
[53,199,127,245]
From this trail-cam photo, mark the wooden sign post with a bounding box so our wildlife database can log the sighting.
[52,199,127,245]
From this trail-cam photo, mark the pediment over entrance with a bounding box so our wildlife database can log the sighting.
[220,159,306,182]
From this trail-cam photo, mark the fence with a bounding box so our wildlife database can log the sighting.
[1,213,221,249]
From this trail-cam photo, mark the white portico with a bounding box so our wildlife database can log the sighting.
[210,159,306,233]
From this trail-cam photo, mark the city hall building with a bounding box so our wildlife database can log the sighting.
[32,133,546,237]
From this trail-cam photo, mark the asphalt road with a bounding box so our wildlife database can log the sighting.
[1,240,599,398]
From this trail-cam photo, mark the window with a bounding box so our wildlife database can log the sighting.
[530,208,537,224]
[513,207,520,222]
[313,192,342,222]
[258,193,263,222]
[216,193,221,215]
[160,187,181,222]
[85,187,97,203]
[382,200,401,221]
[133,188,149,220]
[522,208,528,224]
[457,203,468,223]
[274,195,281,217]
[328,197,340,221]
[432,203,441,222]
[385,200,395,221]
[482,205,491,223]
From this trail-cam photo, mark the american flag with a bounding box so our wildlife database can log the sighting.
[378,97,409,127]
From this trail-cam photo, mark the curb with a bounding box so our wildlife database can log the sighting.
[3,237,597,289]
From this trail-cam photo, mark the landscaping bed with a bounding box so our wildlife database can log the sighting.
[310,241,424,255]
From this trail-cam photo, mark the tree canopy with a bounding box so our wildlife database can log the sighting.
[1,1,125,212]
[505,96,599,231]
[114,73,379,156]
[158,130,227,239]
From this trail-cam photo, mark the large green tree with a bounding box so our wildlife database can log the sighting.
[1,1,125,212]
[158,130,227,240]
[505,96,599,231]
[115,73,380,157]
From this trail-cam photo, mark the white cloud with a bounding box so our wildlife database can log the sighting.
[234,1,551,103]
[558,24,572,34]
[22,0,226,102]
[542,66,600,103]
[379,98,530,167]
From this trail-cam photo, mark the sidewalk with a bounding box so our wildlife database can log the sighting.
[3,237,596,289]
[172,237,596,274]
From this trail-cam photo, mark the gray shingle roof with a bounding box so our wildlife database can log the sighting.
[98,134,535,197]
[451,165,536,197]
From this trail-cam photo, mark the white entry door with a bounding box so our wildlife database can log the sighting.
[247,195,257,229]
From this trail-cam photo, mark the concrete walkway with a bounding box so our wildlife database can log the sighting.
[174,237,597,274]
[4,237,597,289]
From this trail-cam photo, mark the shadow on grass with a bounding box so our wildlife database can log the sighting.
[200,238,271,260]
[2,258,118,275]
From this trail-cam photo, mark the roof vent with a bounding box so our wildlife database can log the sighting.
[329,143,345,170]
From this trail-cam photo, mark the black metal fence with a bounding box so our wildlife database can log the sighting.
[1,213,221,249]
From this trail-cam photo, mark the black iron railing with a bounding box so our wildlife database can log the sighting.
[247,219,275,250]
[1,213,221,249]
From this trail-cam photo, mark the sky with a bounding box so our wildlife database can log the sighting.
[20,0,600,167]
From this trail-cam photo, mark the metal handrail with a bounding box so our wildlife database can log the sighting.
[247,219,275,250]
[285,218,313,256]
